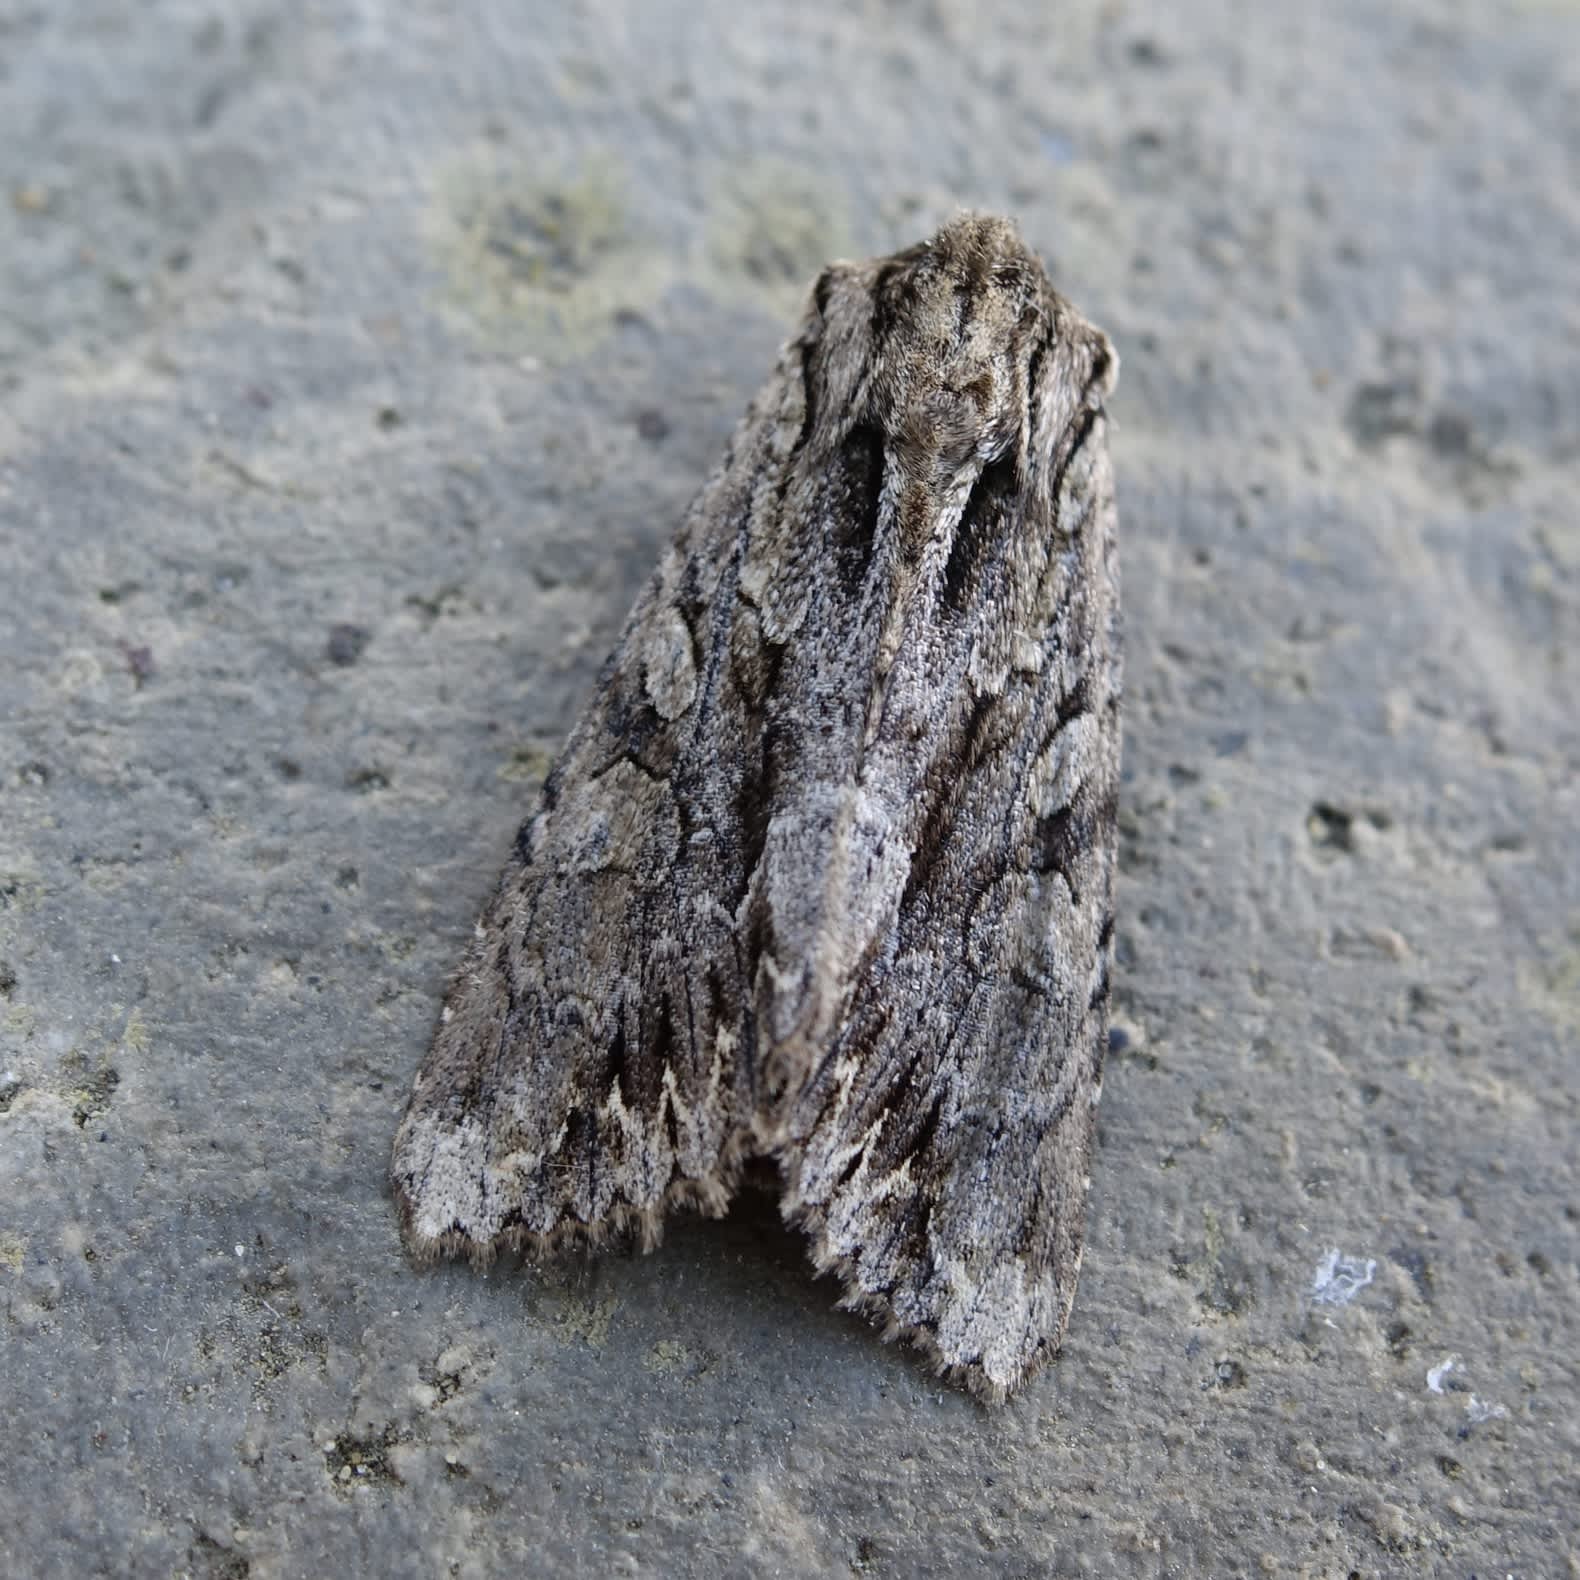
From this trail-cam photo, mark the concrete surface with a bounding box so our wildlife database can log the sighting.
[2,2,1577,1575]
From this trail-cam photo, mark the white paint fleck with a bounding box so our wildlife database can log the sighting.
[1311,1248,1375,1305]
[1427,1355,1507,1423]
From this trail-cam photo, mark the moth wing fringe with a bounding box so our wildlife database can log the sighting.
[391,1137,753,1268]
[783,1196,1061,1405]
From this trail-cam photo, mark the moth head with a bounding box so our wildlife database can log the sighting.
[812,216,1051,481]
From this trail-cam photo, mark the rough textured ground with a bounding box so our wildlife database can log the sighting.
[2,3,1577,1576]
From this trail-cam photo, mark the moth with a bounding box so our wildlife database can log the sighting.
[391,214,1121,1400]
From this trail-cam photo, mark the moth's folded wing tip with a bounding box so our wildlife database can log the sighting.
[395,1220,484,1271]
[389,1221,451,1273]
[843,1280,1044,1407]
[915,1325,1060,1407]
[794,1219,1057,1406]
[387,1169,494,1269]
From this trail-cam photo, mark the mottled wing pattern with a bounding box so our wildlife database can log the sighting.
[389,331,819,1258]
[769,275,1121,1400]
[392,215,1121,1400]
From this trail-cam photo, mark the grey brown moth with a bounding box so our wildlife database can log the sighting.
[391,214,1121,1400]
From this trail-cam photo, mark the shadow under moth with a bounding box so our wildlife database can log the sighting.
[391,214,1121,1401]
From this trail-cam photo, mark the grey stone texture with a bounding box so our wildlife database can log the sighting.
[1,2,1576,1575]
